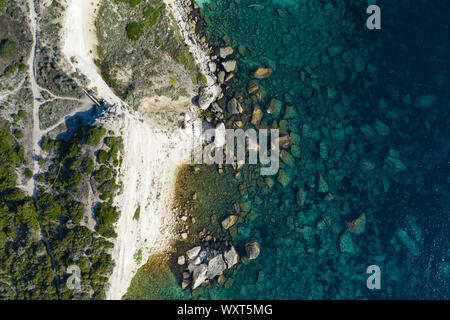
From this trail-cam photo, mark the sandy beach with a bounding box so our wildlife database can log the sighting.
[61,0,216,300]
[62,0,124,106]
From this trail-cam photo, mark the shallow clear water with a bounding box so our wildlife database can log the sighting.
[129,0,449,299]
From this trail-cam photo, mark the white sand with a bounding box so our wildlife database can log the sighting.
[61,0,213,300]
[102,107,200,300]
[62,0,124,106]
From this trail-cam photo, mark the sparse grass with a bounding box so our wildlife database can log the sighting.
[143,6,160,29]
[0,39,16,58]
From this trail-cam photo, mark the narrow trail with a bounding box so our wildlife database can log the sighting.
[0,78,26,102]
[27,0,42,198]
[26,0,61,295]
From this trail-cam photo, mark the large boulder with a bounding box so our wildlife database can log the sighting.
[219,46,234,59]
[214,122,226,147]
[227,98,243,114]
[222,60,237,73]
[186,246,201,260]
[223,246,239,268]
[207,254,227,279]
[199,84,220,110]
[192,264,208,289]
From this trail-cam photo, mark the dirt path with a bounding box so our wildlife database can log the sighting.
[26,0,42,197]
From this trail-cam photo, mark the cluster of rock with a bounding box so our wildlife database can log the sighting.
[198,45,240,111]
[178,240,260,290]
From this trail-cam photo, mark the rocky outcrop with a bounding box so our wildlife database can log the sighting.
[178,242,239,290]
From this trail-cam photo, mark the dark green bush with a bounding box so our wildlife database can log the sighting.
[85,127,106,146]
[126,22,144,41]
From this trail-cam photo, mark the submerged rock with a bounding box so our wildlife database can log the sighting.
[267,98,282,117]
[251,105,263,127]
[339,232,355,254]
[327,44,345,57]
[386,149,407,172]
[277,169,292,188]
[281,150,295,167]
[347,213,366,235]
[221,215,238,230]
[245,241,261,260]
[396,229,420,256]
[253,67,273,79]
[414,94,437,110]
[318,173,329,193]
[296,188,306,207]
[374,119,390,136]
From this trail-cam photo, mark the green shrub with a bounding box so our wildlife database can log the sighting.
[3,65,16,77]
[198,73,208,87]
[128,0,141,7]
[126,22,144,41]
[24,168,33,179]
[41,136,55,152]
[85,127,106,146]
[0,39,16,58]
[94,165,112,185]
[95,203,119,238]
[13,129,23,139]
[97,149,109,164]
[143,6,160,29]
[81,157,94,174]
[176,51,195,69]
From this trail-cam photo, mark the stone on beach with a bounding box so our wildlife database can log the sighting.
[186,246,201,260]
[223,246,239,268]
[192,264,208,289]
[207,254,227,279]
[222,60,237,73]
[219,46,234,59]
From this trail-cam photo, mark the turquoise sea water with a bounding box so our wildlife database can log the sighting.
[130,0,449,299]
